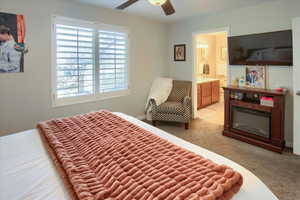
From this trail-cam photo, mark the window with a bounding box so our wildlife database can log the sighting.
[55,24,95,99]
[98,31,128,93]
[52,17,130,106]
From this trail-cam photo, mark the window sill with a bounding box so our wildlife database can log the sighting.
[52,89,130,108]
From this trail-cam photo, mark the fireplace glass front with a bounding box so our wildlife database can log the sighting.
[232,106,271,138]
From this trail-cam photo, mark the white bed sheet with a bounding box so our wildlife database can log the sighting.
[0,112,278,200]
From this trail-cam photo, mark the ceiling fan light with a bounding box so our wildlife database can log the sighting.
[148,0,167,6]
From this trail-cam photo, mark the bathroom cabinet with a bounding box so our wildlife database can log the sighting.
[197,80,220,109]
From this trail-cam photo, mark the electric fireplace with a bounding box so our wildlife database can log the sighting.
[232,106,271,139]
[223,86,287,153]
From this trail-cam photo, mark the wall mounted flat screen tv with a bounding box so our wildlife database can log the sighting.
[228,30,293,66]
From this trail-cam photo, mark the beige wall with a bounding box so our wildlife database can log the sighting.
[167,0,299,146]
[0,0,169,136]
[215,34,227,87]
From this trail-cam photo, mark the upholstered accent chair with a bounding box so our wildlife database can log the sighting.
[150,80,192,129]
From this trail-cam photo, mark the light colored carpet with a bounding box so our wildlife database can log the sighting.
[151,101,300,200]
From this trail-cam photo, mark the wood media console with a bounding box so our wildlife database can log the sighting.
[223,86,287,153]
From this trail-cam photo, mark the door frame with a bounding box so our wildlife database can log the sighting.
[292,17,300,155]
[191,27,231,118]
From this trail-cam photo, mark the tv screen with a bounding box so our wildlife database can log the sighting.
[228,30,293,66]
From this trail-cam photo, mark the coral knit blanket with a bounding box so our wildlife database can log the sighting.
[37,111,243,200]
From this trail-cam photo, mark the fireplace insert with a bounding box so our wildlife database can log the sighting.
[232,106,271,139]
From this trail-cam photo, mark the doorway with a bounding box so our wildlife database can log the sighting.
[192,28,229,122]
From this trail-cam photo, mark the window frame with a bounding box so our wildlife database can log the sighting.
[51,16,131,107]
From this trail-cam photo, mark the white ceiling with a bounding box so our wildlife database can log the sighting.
[70,0,278,23]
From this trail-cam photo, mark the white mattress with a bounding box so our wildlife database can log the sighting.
[0,112,278,200]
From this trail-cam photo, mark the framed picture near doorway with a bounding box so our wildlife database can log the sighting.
[174,44,186,61]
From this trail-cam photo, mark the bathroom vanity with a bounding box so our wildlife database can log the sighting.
[197,79,220,109]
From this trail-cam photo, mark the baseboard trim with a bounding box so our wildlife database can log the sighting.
[136,115,146,120]
[286,141,293,148]
[135,113,294,149]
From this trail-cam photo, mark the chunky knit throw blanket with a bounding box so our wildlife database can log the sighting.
[37,111,243,200]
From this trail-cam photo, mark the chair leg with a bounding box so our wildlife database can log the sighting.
[184,123,189,130]
[152,120,157,126]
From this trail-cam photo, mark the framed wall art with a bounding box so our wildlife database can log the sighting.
[0,12,27,73]
[245,65,266,88]
[174,44,186,61]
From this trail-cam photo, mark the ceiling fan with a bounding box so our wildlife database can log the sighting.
[116,0,175,16]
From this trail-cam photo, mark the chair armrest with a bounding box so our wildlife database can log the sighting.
[183,96,192,107]
[149,98,159,116]
[149,98,157,107]
[183,96,192,120]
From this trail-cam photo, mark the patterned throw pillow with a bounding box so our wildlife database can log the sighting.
[168,87,188,102]
[157,102,185,114]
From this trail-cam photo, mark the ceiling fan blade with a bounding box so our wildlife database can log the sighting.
[116,0,139,10]
[161,0,175,16]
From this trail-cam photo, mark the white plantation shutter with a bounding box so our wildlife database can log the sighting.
[55,24,95,98]
[53,17,130,106]
[99,31,128,93]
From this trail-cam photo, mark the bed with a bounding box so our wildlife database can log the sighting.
[0,112,278,200]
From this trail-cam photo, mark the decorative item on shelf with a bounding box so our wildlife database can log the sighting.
[234,92,239,99]
[253,93,260,103]
[244,93,253,102]
[237,92,244,100]
[0,12,28,73]
[239,76,245,87]
[174,44,186,61]
[232,92,244,100]
[275,87,288,93]
[243,93,260,103]
[232,77,239,86]
[230,92,235,99]
[260,96,274,107]
[245,65,266,88]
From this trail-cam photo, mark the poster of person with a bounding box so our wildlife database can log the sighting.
[245,66,266,88]
[174,44,186,61]
[0,12,27,73]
